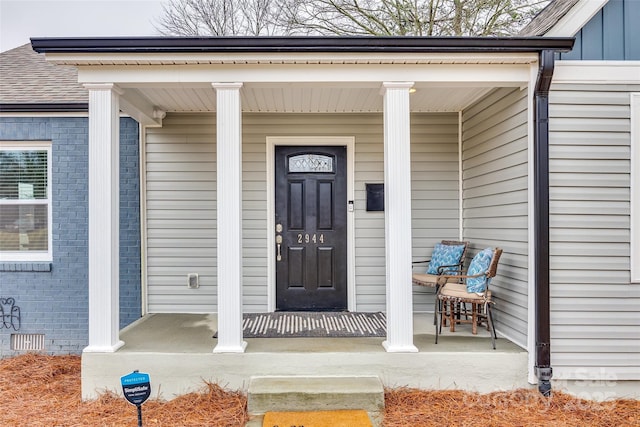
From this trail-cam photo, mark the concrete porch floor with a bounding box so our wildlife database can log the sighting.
[81,313,530,400]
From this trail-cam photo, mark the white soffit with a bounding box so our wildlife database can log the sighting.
[59,52,534,114]
[47,52,538,66]
[131,85,494,113]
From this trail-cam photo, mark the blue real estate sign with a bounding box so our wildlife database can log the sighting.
[121,371,151,406]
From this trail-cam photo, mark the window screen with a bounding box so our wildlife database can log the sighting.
[0,147,51,257]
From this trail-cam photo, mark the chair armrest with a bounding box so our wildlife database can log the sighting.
[411,258,431,265]
[438,271,487,281]
[436,263,464,275]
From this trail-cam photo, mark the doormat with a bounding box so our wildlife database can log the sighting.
[213,312,386,338]
[262,409,373,427]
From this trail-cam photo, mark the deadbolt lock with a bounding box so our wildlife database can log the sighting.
[276,223,283,233]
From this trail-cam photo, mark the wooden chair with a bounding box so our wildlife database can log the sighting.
[435,247,502,349]
[412,240,469,289]
[412,240,469,325]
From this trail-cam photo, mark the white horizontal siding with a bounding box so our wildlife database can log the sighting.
[462,87,530,348]
[145,112,460,314]
[410,113,461,313]
[548,83,640,380]
[145,113,217,313]
[243,112,460,313]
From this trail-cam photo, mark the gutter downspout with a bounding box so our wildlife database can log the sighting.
[533,49,554,397]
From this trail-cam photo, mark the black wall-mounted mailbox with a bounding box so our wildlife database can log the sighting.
[366,183,384,211]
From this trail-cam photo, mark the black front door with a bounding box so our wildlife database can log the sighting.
[275,146,348,311]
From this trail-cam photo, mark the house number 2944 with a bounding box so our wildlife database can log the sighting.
[297,233,324,244]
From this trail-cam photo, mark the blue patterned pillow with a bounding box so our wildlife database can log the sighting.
[466,248,494,293]
[427,243,465,275]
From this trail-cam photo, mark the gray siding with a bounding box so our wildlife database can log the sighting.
[549,83,640,379]
[411,113,461,312]
[244,113,461,312]
[560,0,640,60]
[461,87,530,348]
[145,113,218,313]
[145,112,459,313]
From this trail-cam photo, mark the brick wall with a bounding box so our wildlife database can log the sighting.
[118,118,142,328]
[0,116,141,355]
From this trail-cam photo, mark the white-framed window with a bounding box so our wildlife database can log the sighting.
[0,142,52,262]
[631,93,640,283]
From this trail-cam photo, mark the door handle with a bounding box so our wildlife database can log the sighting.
[276,234,282,261]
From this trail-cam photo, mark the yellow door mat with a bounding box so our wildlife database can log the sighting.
[262,409,373,427]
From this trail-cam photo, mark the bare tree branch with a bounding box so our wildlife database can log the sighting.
[155,0,287,36]
[155,0,551,37]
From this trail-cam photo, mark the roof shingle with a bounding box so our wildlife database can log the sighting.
[0,43,87,105]
[519,0,580,36]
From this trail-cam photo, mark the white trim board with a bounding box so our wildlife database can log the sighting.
[0,112,89,118]
[266,136,356,312]
[631,93,640,283]
[553,61,640,84]
[545,0,609,37]
[75,63,535,85]
[0,141,53,263]
[526,62,539,384]
[139,124,149,315]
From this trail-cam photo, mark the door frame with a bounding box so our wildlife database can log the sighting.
[266,136,356,312]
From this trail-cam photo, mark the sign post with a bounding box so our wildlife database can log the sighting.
[121,371,151,427]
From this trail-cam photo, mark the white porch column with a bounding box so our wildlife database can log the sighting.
[212,83,247,353]
[84,83,124,353]
[381,82,418,353]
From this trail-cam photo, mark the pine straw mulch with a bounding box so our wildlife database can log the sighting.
[383,388,639,427]
[1,354,638,427]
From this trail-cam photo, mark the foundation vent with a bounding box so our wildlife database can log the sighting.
[11,333,45,351]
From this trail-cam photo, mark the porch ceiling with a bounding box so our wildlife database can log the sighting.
[43,48,540,120]
[124,84,495,114]
[32,36,578,121]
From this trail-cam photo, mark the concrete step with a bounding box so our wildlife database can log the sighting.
[247,375,385,415]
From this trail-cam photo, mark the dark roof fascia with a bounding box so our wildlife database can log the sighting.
[31,36,574,54]
[0,103,88,113]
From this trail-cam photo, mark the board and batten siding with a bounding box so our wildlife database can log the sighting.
[549,84,640,380]
[145,112,459,313]
[461,87,530,349]
[559,0,640,61]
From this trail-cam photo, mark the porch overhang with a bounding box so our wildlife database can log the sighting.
[29,36,575,392]
[31,37,573,120]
